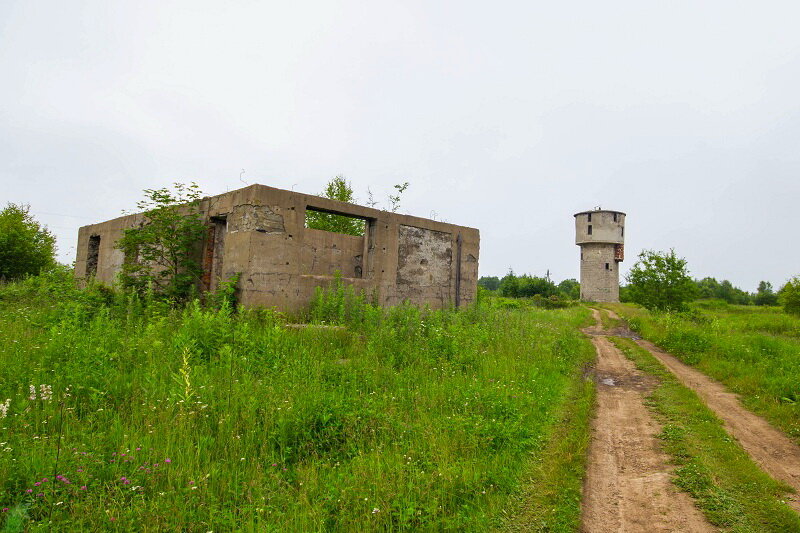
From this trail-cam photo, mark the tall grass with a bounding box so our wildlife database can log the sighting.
[607,302,800,443]
[0,272,594,531]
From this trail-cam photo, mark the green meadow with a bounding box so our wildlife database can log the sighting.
[0,274,594,531]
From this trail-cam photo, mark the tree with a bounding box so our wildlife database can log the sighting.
[0,203,56,280]
[778,277,800,316]
[754,281,779,306]
[116,183,206,302]
[498,270,558,298]
[557,278,580,300]
[626,249,696,311]
[478,276,500,291]
[305,176,365,236]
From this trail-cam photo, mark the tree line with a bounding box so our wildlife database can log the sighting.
[479,249,800,316]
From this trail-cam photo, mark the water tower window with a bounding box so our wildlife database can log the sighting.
[621,226,624,237]
[613,213,618,222]
[587,213,592,222]
[588,225,592,235]
[605,263,610,270]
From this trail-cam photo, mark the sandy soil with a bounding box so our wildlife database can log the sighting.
[580,309,714,532]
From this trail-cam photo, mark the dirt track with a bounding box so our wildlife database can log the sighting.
[602,309,800,512]
[581,309,714,532]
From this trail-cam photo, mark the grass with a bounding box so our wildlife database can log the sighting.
[0,272,595,531]
[611,337,800,532]
[605,302,800,444]
[498,367,595,532]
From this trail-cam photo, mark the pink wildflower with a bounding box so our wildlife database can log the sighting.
[164,458,171,463]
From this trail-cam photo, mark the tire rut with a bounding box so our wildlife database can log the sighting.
[602,309,800,513]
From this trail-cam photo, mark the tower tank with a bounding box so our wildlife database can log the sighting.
[574,209,625,302]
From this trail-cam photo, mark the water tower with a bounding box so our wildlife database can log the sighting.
[574,209,625,302]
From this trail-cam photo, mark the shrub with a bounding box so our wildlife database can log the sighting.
[779,277,800,316]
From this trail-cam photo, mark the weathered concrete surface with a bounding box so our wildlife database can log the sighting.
[575,210,625,303]
[75,184,480,312]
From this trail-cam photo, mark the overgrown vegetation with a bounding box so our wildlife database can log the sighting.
[779,277,800,316]
[479,272,579,303]
[0,270,595,531]
[611,337,800,532]
[625,249,696,311]
[115,183,206,302]
[606,302,800,443]
[0,203,56,281]
[305,176,411,237]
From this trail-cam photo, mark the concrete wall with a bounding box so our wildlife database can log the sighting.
[75,184,480,312]
[575,210,625,244]
[574,210,625,303]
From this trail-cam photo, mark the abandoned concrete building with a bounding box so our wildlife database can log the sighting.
[75,184,480,311]
[574,209,625,302]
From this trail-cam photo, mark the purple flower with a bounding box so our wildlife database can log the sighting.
[34,482,41,487]
[2,508,8,512]
[26,489,33,493]
[164,458,171,463]
[80,486,87,490]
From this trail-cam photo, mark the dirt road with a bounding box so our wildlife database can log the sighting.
[580,309,714,532]
[602,309,800,513]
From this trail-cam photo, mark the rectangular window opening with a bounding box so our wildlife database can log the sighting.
[587,213,592,222]
[86,235,100,277]
[305,207,366,237]
[303,207,375,279]
[621,226,624,237]
[613,213,618,222]
[605,262,610,270]
[587,224,592,235]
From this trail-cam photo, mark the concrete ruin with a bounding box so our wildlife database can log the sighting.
[575,209,625,302]
[75,184,480,311]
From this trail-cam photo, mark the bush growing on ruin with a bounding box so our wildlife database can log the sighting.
[778,277,800,316]
[115,183,206,302]
[306,176,411,236]
[0,203,56,281]
[626,249,696,312]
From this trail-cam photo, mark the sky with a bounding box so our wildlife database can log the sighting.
[2,0,799,291]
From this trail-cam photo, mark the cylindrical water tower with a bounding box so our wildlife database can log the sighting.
[574,209,625,302]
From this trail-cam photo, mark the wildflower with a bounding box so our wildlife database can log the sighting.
[80,486,87,490]
[41,385,52,401]
[0,399,10,419]
[2,508,7,512]
[29,385,36,401]
[164,458,171,463]
[372,508,380,514]
[34,482,41,487]
[26,489,32,493]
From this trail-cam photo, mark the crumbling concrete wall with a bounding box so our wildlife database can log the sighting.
[75,184,480,311]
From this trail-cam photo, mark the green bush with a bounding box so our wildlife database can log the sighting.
[779,277,800,316]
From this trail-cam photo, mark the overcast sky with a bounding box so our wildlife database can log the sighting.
[2,1,799,290]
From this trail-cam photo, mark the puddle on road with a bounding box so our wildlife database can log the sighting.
[601,377,616,386]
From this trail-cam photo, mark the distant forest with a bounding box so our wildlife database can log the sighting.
[478,272,780,306]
